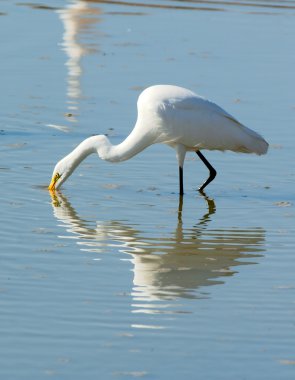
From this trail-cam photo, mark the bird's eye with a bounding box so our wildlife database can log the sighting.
[55,173,61,181]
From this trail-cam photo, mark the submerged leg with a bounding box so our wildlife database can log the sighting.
[179,166,184,195]
[196,151,217,191]
[178,193,183,222]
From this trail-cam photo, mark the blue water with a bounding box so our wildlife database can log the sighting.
[1,1,295,379]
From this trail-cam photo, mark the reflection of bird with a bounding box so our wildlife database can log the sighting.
[48,85,268,194]
[58,1,101,104]
[49,191,265,303]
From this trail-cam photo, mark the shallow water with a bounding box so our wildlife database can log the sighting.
[1,0,295,379]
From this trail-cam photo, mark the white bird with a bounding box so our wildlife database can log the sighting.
[48,84,268,194]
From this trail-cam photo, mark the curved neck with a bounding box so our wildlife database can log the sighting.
[68,137,97,168]
[98,126,155,163]
[63,126,156,177]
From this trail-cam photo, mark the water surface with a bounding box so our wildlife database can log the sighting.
[1,0,295,379]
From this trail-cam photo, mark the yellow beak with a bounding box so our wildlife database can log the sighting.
[48,173,60,191]
[48,178,56,191]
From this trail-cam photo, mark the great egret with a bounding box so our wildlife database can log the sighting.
[48,84,268,194]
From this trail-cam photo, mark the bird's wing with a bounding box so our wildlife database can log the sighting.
[168,95,243,125]
[157,94,257,152]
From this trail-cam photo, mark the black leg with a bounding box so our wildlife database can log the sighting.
[179,166,184,195]
[196,151,217,191]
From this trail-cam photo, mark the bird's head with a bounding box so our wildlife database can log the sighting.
[48,157,74,191]
[48,135,112,191]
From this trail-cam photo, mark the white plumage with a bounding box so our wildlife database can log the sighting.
[48,84,268,194]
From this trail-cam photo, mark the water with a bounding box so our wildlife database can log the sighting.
[1,0,295,379]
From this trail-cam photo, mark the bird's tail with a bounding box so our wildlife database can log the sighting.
[223,115,268,155]
[251,136,269,155]
[242,126,269,155]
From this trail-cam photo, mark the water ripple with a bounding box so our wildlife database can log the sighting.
[49,191,265,319]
